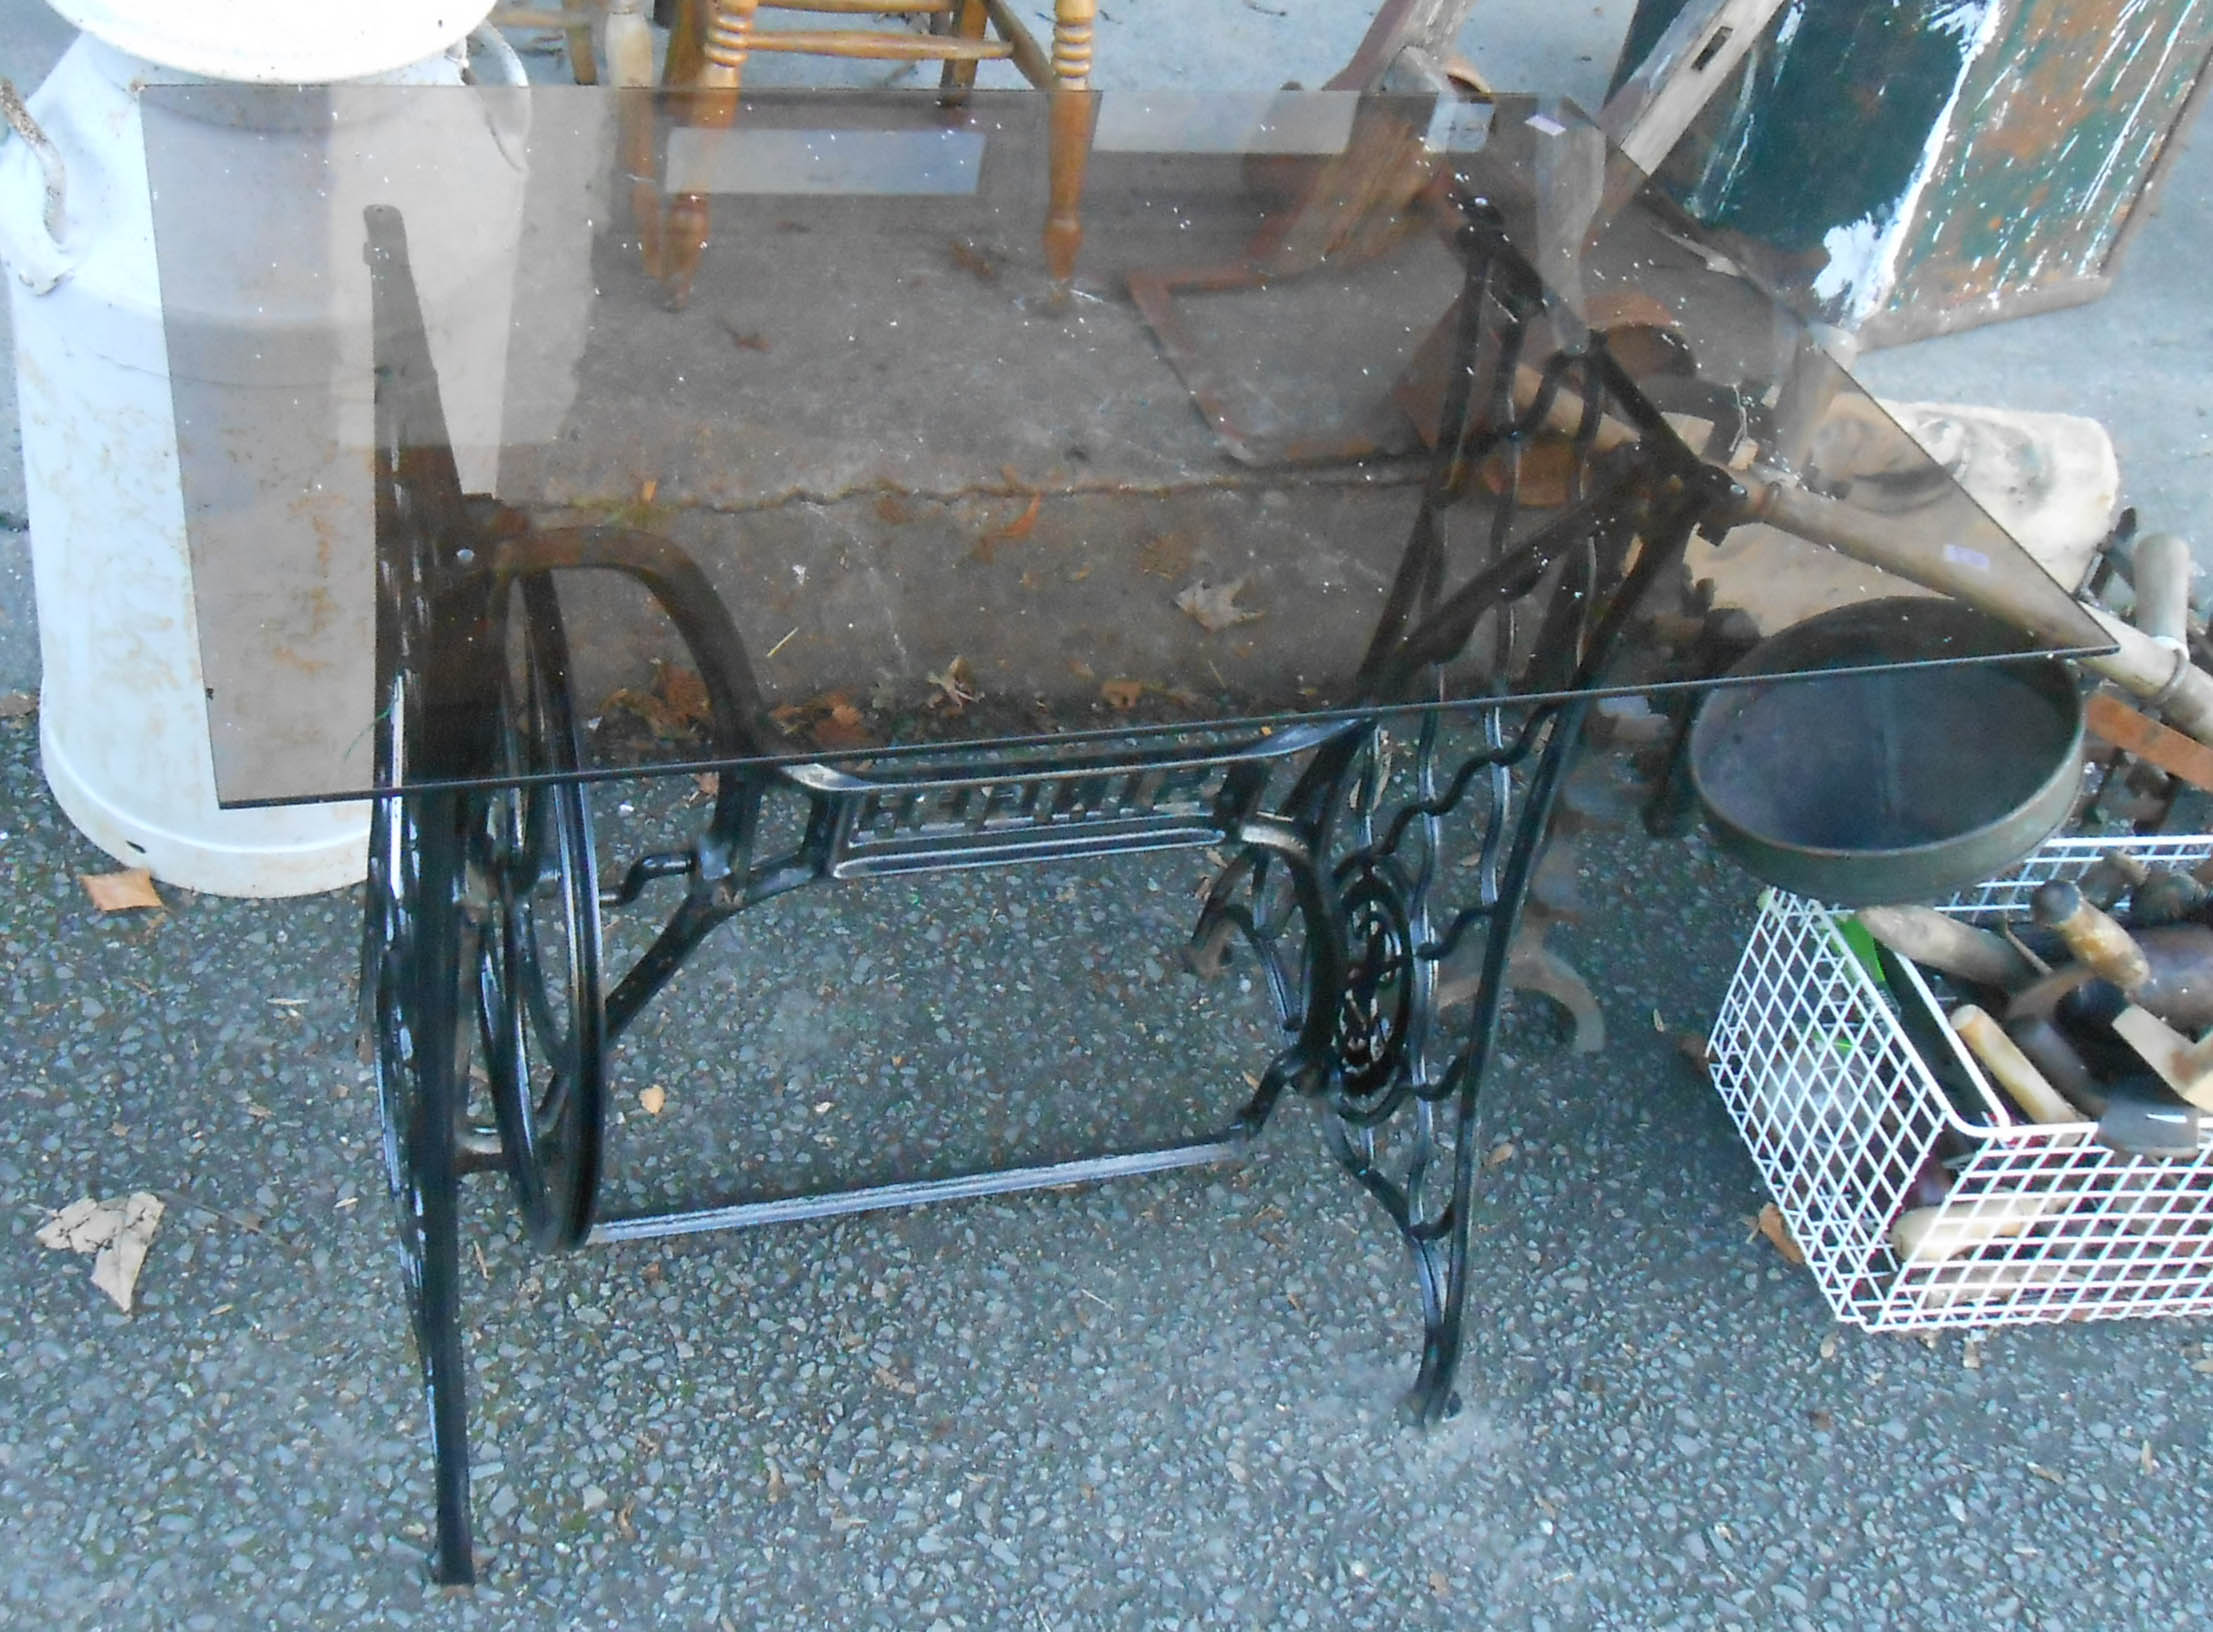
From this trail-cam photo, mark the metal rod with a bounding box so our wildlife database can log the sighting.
[588,1136,1248,1242]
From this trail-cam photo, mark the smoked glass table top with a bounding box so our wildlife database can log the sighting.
[140,85,2108,804]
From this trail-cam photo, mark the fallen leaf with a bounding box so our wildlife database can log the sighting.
[2191,1356,2213,1374]
[1818,1334,1838,1361]
[639,1085,667,1116]
[694,772,721,799]
[1100,678,1145,710]
[81,868,162,912]
[972,492,1041,563]
[38,1192,164,1312]
[724,326,770,353]
[2028,1463,2064,1486]
[1174,577,1262,634]
[1962,1337,1983,1371]
[765,1460,788,1502]
[991,493,1041,542]
[1483,1140,1517,1170]
[948,237,998,282]
[812,696,873,750]
[0,690,33,719]
[604,660,714,740]
[872,1363,918,1396]
[2142,1440,2157,1475]
[1651,1007,1666,1033]
[926,657,980,714]
[769,691,877,750]
[1752,1202,1805,1266]
[639,476,659,506]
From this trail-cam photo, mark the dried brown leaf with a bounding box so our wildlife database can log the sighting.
[38,1192,164,1311]
[639,1085,667,1116]
[764,1459,788,1502]
[0,690,33,719]
[949,237,998,282]
[604,660,714,740]
[872,1363,918,1397]
[1753,1202,1805,1266]
[926,658,980,714]
[1483,1140,1516,1170]
[1174,577,1262,634]
[81,868,162,912]
[991,494,1041,542]
[1100,678,1145,710]
[812,695,874,750]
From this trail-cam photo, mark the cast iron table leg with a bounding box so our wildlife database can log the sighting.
[366,778,479,1584]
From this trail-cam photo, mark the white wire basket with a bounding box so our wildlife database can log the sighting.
[1709,835,2213,1331]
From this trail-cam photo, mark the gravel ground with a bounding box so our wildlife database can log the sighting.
[8,1,2213,1626]
[4,703,2212,1629]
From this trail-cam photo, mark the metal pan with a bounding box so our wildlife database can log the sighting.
[1689,598,2083,905]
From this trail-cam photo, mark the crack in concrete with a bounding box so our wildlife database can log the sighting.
[553,460,1429,520]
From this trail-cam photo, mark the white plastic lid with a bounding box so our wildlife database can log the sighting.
[47,0,497,82]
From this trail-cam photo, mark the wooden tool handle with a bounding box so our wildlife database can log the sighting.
[1893,1191,2070,1266]
[1950,1003,2087,1125]
[2030,881,2153,994]
[1854,906,2035,991]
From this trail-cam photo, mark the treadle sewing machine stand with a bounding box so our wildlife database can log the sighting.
[142,84,2101,1588]
[362,188,1732,1583]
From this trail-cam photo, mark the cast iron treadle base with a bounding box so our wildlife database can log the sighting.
[360,188,1734,1583]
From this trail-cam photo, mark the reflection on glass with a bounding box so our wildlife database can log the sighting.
[139,86,2107,805]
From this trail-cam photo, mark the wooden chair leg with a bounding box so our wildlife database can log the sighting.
[665,0,754,308]
[1044,0,1096,285]
[611,0,665,276]
[940,0,989,100]
[665,0,708,87]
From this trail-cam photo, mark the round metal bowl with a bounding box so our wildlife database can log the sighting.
[1689,598,2084,906]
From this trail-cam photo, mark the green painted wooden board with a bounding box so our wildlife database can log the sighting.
[1612,0,2213,344]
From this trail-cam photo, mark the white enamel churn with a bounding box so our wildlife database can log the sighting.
[0,2,524,895]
